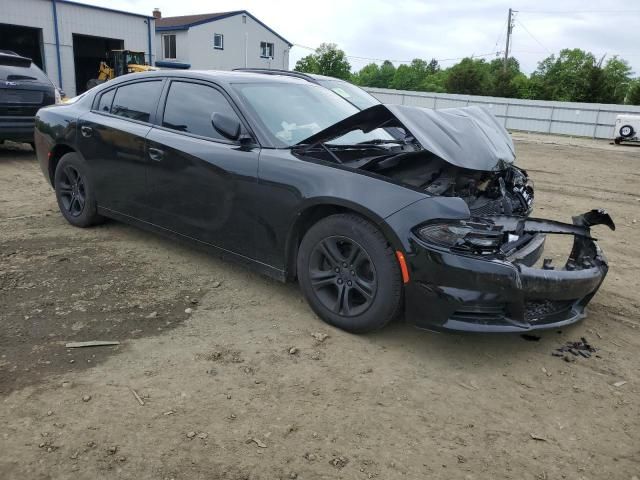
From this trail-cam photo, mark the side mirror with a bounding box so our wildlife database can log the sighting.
[211,112,241,141]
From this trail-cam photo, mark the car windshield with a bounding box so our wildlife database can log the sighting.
[316,79,380,110]
[232,82,393,147]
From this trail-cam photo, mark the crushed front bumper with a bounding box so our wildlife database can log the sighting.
[402,209,614,333]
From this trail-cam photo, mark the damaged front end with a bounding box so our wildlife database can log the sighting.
[400,209,615,332]
[292,103,613,332]
[293,104,534,216]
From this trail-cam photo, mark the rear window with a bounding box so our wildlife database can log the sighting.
[0,61,51,83]
[97,89,115,113]
[111,81,163,123]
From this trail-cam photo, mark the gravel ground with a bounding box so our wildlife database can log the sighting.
[0,135,638,479]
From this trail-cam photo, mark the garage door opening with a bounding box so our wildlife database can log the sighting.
[72,33,123,94]
[0,23,44,70]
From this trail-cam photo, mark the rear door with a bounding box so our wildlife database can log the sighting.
[77,79,164,220]
[145,79,260,259]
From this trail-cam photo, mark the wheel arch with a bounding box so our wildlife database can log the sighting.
[48,143,79,185]
[284,198,405,281]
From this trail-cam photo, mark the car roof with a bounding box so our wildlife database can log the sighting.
[232,68,346,84]
[0,50,32,63]
[102,69,313,87]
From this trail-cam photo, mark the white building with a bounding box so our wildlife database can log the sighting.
[0,0,156,96]
[154,10,292,71]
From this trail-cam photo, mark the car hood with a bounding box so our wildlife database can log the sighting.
[296,104,516,171]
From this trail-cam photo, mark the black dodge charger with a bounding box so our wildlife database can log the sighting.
[34,70,614,333]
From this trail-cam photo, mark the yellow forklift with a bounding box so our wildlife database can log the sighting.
[86,50,156,90]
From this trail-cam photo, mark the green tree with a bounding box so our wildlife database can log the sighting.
[293,55,318,74]
[294,43,351,80]
[420,68,447,92]
[378,60,396,87]
[445,58,491,95]
[390,59,429,90]
[352,63,380,86]
[626,80,640,105]
[352,60,396,88]
[601,56,633,104]
[488,57,523,98]
[511,73,531,98]
[426,58,440,75]
[531,49,597,102]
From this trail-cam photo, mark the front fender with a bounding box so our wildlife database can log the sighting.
[384,196,471,252]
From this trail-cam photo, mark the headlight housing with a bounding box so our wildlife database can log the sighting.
[416,220,504,255]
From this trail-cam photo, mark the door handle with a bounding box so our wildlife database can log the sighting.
[80,126,93,138]
[148,147,164,161]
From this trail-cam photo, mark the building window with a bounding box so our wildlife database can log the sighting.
[260,42,274,59]
[162,34,176,59]
[213,33,224,50]
[242,15,247,24]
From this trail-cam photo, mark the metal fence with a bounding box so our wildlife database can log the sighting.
[363,87,640,139]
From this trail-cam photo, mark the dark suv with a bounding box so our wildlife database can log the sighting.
[0,51,57,146]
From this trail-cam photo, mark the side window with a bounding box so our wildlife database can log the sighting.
[111,81,163,123]
[97,88,115,113]
[162,81,240,141]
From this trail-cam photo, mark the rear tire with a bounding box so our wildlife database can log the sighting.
[54,152,103,227]
[297,214,402,333]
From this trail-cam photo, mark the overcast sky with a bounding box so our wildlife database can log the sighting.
[76,0,640,75]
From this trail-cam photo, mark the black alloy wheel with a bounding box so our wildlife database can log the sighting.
[297,213,402,333]
[57,164,86,217]
[54,152,103,227]
[308,236,377,317]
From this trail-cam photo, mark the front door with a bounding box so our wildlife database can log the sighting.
[145,79,260,260]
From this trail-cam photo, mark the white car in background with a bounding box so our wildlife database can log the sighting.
[614,114,640,144]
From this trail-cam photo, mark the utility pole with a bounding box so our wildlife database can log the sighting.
[503,8,514,73]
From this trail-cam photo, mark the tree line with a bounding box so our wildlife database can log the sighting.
[294,43,640,105]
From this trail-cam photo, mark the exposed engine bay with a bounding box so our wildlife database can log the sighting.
[294,144,534,217]
[293,104,535,217]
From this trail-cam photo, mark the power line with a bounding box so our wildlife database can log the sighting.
[518,9,640,14]
[512,49,640,58]
[492,16,508,58]
[515,18,552,54]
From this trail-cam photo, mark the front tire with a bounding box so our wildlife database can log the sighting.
[297,214,402,333]
[54,152,102,227]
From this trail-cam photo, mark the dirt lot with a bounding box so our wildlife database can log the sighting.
[0,135,638,479]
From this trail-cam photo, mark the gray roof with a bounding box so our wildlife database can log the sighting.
[155,10,293,46]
